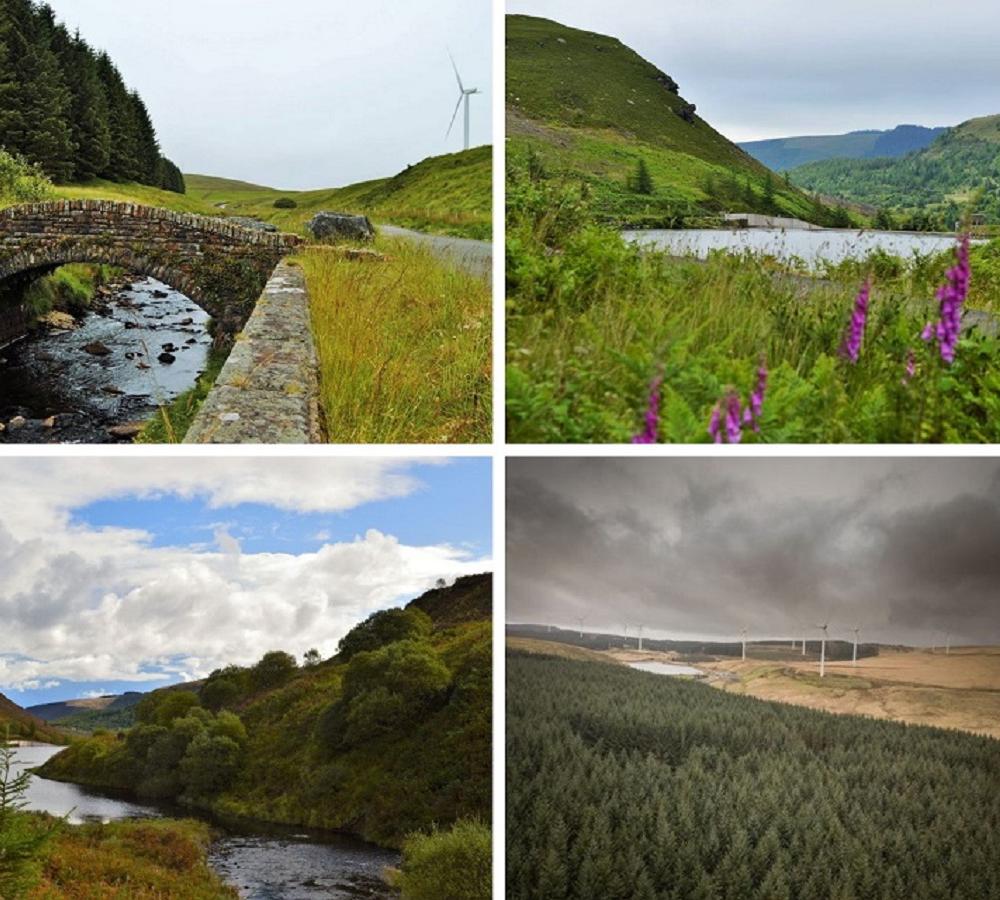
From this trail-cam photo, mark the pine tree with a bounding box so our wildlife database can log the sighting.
[634,158,654,196]
[95,51,139,181]
[0,729,60,896]
[129,91,159,183]
[0,0,74,181]
[51,29,111,180]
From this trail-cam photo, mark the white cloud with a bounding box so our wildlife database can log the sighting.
[0,459,490,693]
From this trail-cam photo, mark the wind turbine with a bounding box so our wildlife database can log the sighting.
[816,622,829,678]
[851,626,862,667]
[446,52,480,151]
[740,627,748,662]
[945,632,952,655]
[637,624,644,652]
[622,623,630,649]
[577,616,586,639]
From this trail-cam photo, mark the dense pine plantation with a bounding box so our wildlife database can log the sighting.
[0,0,184,191]
[507,653,1000,900]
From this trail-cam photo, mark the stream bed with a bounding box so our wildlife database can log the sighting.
[0,277,211,443]
[14,743,398,899]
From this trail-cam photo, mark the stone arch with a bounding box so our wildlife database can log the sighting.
[0,200,302,340]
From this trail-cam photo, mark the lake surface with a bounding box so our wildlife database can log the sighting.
[0,277,210,443]
[622,228,977,267]
[629,661,704,676]
[14,744,397,899]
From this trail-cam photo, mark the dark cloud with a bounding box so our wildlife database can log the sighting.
[507,459,1000,646]
[508,1,1000,140]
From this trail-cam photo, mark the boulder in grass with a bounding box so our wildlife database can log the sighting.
[307,211,375,243]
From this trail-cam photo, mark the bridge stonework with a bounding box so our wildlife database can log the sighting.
[0,200,302,339]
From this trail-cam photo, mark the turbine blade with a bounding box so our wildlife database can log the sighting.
[448,50,465,92]
[446,92,463,137]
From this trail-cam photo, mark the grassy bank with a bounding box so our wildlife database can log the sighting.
[507,174,1000,443]
[135,349,227,444]
[27,817,236,899]
[299,240,491,443]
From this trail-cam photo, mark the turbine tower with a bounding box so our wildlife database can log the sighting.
[852,626,861,667]
[637,624,644,652]
[447,52,480,151]
[577,616,586,639]
[741,627,748,662]
[816,622,829,678]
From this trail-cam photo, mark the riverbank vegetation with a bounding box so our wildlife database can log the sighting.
[30,818,235,898]
[507,652,1000,900]
[396,818,492,900]
[38,575,492,854]
[299,242,491,443]
[0,0,183,191]
[507,168,1000,443]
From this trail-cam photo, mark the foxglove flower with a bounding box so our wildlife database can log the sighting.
[631,374,663,444]
[840,279,871,364]
[922,235,971,364]
[708,361,768,443]
[902,348,916,386]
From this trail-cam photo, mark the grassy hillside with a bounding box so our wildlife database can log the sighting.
[791,115,1000,227]
[29,693,143,734]
[507,653,1000,899]
[506,15,831,227]
[0,693,67,744]
[186,146,492,239]
[38,576,491,849]
[4,147,491,239]
[740,125,946,172]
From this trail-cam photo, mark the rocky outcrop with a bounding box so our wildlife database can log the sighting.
[307,212,375,243]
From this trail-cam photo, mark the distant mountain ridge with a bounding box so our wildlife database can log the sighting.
[740,124,948,172]
[1,692,68,743]
[788,114,1000,226]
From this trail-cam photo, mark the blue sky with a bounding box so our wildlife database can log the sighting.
[0,457,491,710]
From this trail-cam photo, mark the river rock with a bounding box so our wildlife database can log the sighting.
[152,289,169,299]
[39,311,77,330]
[42,416,56,428]
[158,352,176,364]
[107,422,144,439]
[82,341,112,356]
[307,212,375,243]
[7,416,26,431]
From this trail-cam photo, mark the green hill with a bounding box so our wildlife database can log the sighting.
[506,15,831,226]
[38,575,491,848]
[185,145,492,239]
[0,693,67,744]
[790,115,1000,227]
[740,125,946,172]
[29,692,144,733]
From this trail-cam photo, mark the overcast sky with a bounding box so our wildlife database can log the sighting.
[0,458,491,706]
[48,0,492,189]
[508,1,1000,141]
[508,458,1000,647]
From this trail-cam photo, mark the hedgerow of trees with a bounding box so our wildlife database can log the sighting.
[0,0,184,191]
[507,653,1000,900]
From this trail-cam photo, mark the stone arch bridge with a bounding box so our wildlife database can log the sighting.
[0,200,302,339]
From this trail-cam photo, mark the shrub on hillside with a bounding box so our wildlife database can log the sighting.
[273,197,297,209]
[0,149,54,204]
[250,651,299,691]
[397,820,492,900]
[337,607,433,661]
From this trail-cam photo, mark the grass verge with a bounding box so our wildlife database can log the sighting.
[135,349,227,444]
[298,240,491,443]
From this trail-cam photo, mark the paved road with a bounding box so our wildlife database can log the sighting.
[379,224,492,281]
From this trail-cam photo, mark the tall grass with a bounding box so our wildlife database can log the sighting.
[299,240,491,443]
[507,174,1000,443]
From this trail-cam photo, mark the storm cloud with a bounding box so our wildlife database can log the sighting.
[507,458,1000,647]
[507,1,1000,141]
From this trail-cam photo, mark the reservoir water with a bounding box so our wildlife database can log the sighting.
[622,228,979,267]
[0,276,211,443]
[13,743,398,899]
[629,661,704,676]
